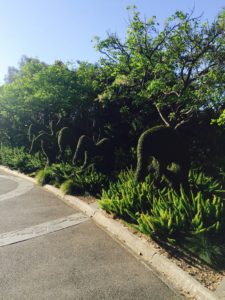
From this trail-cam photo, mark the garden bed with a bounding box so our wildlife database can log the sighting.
[122,217,225,291]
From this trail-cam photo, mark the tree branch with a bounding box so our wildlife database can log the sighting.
[155,105,170,127]
[162,90,180,98]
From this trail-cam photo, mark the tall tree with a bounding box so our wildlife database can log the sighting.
[95,7,225,129]
[0,58,78,145]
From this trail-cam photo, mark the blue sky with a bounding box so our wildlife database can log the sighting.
[0,0,224,83]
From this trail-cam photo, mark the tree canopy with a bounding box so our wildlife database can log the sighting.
[0,8,224,172]
[95,7,225,128]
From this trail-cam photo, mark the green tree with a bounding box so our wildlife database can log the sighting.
[0,57,104,150]
[95,7,225,129]
[0,58,79,146]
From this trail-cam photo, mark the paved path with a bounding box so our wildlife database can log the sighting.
[0,170,183,300]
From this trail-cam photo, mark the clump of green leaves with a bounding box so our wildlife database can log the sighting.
[99,169,225,267]
[35,163,109,196]
[36,167,55,186]
[99,170,156,221]
[99,170,225,255]
[60,168,109,196]
[35,163,76,186]
[138,187,225,240]
[138,188,190,239]
[189,170,223,196]
[60,179,84,195]
[0,145,44,174]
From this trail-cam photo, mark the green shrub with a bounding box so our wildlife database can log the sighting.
[36,163,109,196]
[99,169,225,240]
[36,167,55,185]
[137,188,190,238]
[35,164,67,186]
[60,179,85,195]
[60,168,109,196]
[99,170,157,221]
[137,187,225,240]
[189,170,223,196]
[0,146,44,174]
[35,163,77,186]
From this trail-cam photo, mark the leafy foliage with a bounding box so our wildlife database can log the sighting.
[189,170,224,196]
[99,170,156,221]
[60,169,109,196]
[99,170,225,244]
[0,58,100,148]
[95,8,225,129]
[35,163,109,196]
[36,163,75,186]
[138,187,224,239]
[0,7,225,268]
[0,145,44,173]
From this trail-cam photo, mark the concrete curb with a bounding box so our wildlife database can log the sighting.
[0,165,219,300]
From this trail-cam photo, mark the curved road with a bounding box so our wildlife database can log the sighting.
[0,170,183,300]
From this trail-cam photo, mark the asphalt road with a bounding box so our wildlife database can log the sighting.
[0,170,183,300]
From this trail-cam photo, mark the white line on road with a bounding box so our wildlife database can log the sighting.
[0,175,34,202]
[0,212,89,247]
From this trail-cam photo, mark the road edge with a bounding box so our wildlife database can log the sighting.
[0,165,218,300]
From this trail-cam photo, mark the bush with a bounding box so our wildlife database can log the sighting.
[99,169,225,241]
[60,179,85,195]
[36,163,109,196]
[36,163,77,186]
[138,187,225,240]
[189,170,224,197]
[0,145,44,174]
[99,170,157,221]
[60,168,109,196]
[36,167,55,185]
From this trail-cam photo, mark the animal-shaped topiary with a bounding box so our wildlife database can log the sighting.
[73,135,114,174]
[28,119,64,165]
[27,124,34,142]
[29,132,58,165]
[57,127,78,161]
[135,125,190,191]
